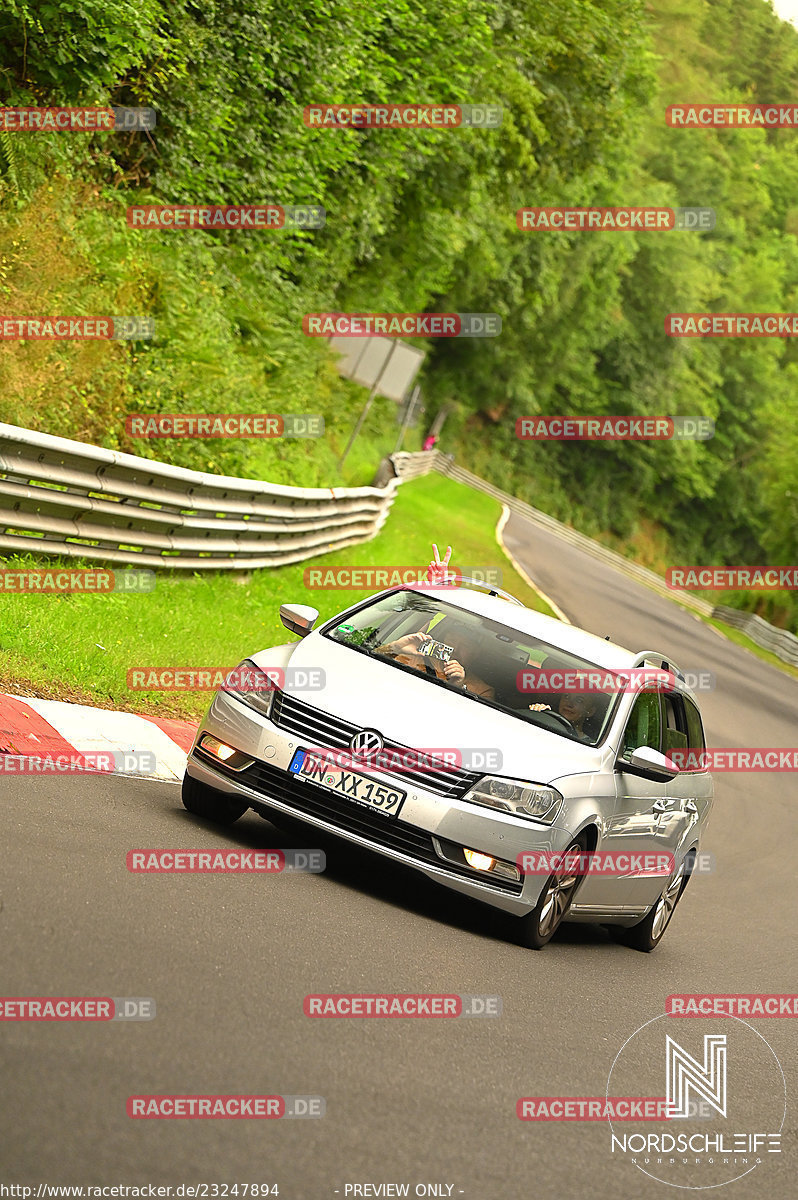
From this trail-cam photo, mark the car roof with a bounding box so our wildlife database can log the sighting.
[395,584,643,671]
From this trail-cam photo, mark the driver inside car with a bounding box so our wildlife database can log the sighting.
[528,692,599,740]
[374,626,496,700]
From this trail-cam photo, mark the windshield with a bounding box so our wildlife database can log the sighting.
[321,590,623,746]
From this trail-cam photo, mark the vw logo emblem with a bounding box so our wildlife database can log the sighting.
[350,729,384,760]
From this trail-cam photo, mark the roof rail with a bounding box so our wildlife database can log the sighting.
[630,650,686,682]
[422,575,525,607]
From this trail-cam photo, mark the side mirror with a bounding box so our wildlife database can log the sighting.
[280,603,319,638]
[617,745,680,782]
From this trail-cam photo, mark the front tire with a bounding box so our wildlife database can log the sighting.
[181,772,249,825]
[609,851,695,952]
[515,835,587,950]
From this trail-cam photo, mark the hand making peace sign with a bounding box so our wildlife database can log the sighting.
[427,543,453,586]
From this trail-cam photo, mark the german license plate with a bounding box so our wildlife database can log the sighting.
[289,749,405,818]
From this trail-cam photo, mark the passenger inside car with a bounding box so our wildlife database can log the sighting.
[582,691,611,741]
[374,621,496,699]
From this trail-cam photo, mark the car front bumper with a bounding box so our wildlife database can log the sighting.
[185,690,579,917]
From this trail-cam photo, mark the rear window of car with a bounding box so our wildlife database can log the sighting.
[684,697,707,752]
[320,589,628,746]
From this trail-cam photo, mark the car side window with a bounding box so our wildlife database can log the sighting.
[662,691,689,755]
[620,690,662,760]
[684,697,706,752]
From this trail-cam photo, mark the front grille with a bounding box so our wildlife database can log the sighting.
[270,690,483,800]
[227,755,523,896]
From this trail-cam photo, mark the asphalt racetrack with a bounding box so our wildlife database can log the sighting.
[3,511,797,1198]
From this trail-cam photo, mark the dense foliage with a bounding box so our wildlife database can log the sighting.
[0,0,795,626]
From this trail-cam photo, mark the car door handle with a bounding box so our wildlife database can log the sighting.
[652,797,678,812]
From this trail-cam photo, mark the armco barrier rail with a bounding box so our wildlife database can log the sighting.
[711,605,798,668]
[0,423,422,570]
[1,424,793,669]
[373,449,438,487]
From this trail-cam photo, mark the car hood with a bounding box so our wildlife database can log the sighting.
[251,632,602,784]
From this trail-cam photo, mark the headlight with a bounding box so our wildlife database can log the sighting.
[222,659,279,719]
[463,775,563,823]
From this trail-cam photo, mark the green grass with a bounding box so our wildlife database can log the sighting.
[0,474,556,721]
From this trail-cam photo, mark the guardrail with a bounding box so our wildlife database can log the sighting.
[372,449,439,488]
[2,424,793,669]
[710,605,798,668]
[0,423,415,571]
[389,450,442,481]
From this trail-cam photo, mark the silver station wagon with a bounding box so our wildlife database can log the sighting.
[182,580,713,951]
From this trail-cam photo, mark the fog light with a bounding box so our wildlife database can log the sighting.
[464,848,495,872]
[198,734,254,772]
